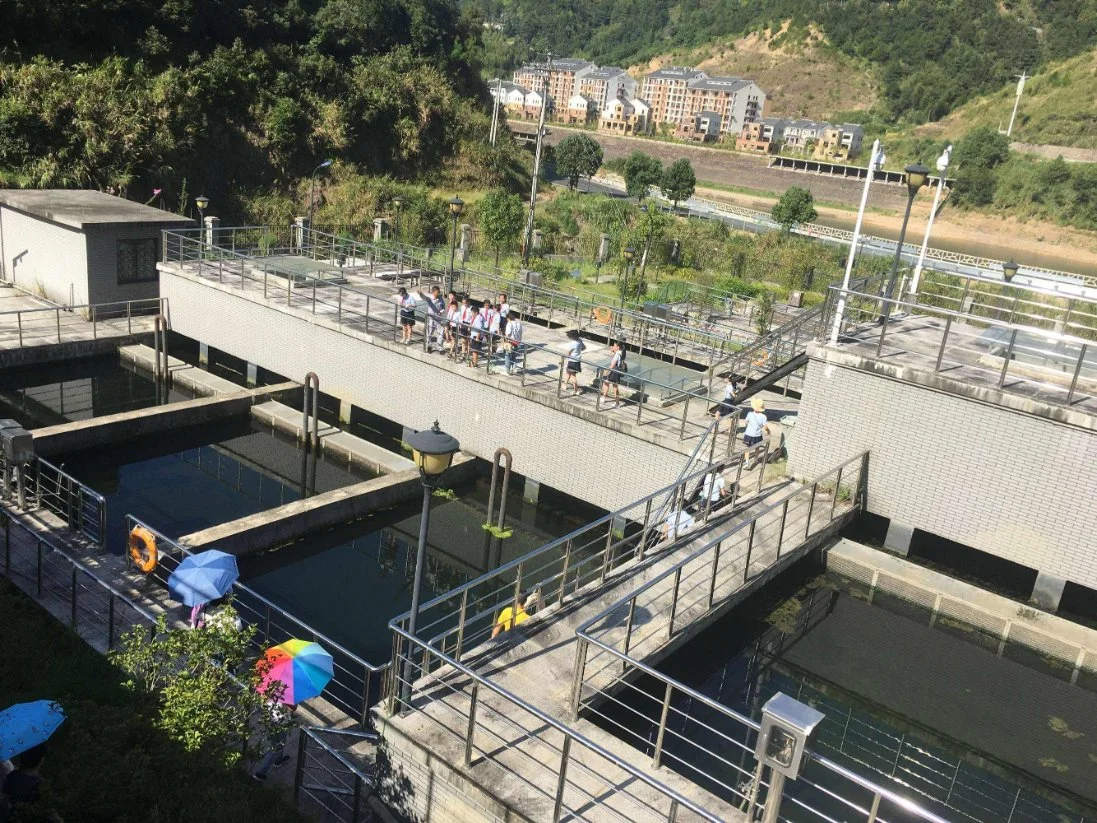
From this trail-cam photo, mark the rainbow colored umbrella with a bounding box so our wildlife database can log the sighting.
[259,640,334,705]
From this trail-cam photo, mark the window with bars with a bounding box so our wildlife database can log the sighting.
[117,238,158,284]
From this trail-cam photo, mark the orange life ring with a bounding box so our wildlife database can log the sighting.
[593,306,612,324]
[752,352,770,367]
[129,526,158,574]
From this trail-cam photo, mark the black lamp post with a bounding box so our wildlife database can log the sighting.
[621,246,637,317]
[400,421,460,710]
[447,196,464,294]
[391,194,405,244]
[639,205,655,280]
[883,163,930,316]
[1002,259,1019,283]
[194,195,209,225]
[308,159,334,238]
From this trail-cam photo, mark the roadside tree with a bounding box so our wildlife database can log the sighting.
[771,186,817,233]
[660,158,696,208]
[554,133,604,190]
[623,151,663,201]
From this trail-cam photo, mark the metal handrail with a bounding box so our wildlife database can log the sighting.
[126,514,388,724]
[388,446,767,655]
[23,456,107,549]
[2,512,157,645]
[831,284,1097,407]
[388,623,723,823]
[294,725,378,822]
[0,296,165,318]
[161,230,744,443]
[0,296,166,348]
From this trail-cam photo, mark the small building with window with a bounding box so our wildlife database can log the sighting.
[0,189,193,308]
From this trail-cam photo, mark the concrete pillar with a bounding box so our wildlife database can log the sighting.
[523,476,540,504]
[883,520,914,556]
[293,216,308,251]
[339,399,353,425]
[203,216,220,248]
[373,218,387,242]
[1031,571,1068,612]
[199,342,209,366]
[459,223,471,264]
[598,233,611,265]
[246,362,258,387]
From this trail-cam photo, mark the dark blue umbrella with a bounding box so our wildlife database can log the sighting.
[0,701,65,760]
[167,550,239,607]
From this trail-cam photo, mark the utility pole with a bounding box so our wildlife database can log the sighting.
[489,78,502,146]
[908,144,952,299]
[523,53,552,265]
[1005,72,1027,137]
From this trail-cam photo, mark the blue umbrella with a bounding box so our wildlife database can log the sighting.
[0,701,65,760]
[167,550,239,607]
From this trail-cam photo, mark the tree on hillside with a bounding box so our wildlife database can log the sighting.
[623,151,663,201]
[952,125,1012,207]
[660,158,696,208]
[555,133,603,190]
[771,186,817,233]
[478,188,525,267]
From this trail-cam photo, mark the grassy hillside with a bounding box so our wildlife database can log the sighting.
[469,0,1097,125]
[910,48,1097,150]
[628,23,878,120]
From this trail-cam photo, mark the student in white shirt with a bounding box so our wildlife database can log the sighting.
[396,287,417,344]
[564,330,585,395]
[445,300,460,356]
[417,285,445,352]
[600,340,626,407]
[662,508,695,541]
[469,311,487,368]
[457,298,476,358]
[497,293,510,334]
[504,312,524,374]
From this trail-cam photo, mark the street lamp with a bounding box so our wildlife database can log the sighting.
[447,196,464,294]
[391,194,406,244]
[194,195,209,224]
[308,159,334,240]
[400,421,461,710]
[621,246,637,315]
[908,145,952,299]
[882,162,930,317]
[1002,259,1019,283]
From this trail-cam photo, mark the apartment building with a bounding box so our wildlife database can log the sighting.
[513,58,594,114]
[683,77,765,136]
[782,119,831,150]
[598,98,650,136]
[562,94,598,125]
[737,117,788,153]
[641,67,708,128]
[576,67,638,110]
[814,123,865,161]
[674,111,722,142]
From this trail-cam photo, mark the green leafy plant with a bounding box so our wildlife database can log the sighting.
[770,186,818,234]
[482,523,513,538]
[660,158,697,208]
[554,133,604,191]
[110,611,289,766]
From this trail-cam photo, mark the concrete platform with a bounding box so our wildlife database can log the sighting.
[119,343,242,396]
[251,399,416,475]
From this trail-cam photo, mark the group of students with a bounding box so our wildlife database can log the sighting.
[396,287,526,374]
[563,331,629,405]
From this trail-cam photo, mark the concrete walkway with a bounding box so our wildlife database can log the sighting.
[381,471,857,823]
[165,257,760,459]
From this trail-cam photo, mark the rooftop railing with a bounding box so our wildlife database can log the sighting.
[830,283,1097,411]
[0,296,165,348]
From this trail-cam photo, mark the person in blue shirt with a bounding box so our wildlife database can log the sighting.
[564,330,585,395]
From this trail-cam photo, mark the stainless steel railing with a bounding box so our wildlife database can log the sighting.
[1,512,155,650]
[22,457,107,549]
[126,515,388,725]
[0,297,166,348]
[161,229,749,448]
[831,284,1097,409]
[387,624,724,823]
[384,446,781,674]
[564,454,958,823]
[573,452,869,718]
[293,727,378,823]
